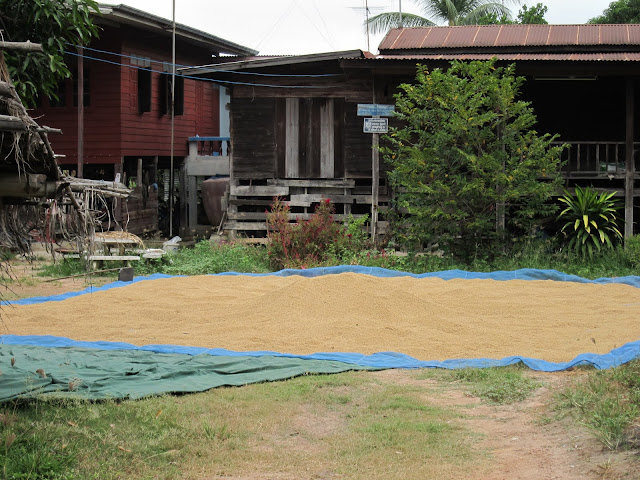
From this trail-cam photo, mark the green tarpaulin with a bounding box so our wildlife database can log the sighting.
[0,345,376,403]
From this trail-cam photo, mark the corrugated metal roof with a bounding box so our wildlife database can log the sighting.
[375,52,640,62]
[379,24,640,51]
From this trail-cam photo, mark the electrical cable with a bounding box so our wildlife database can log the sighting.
[64,42,343,78]
[64,51,338,89]
[255,0,298,52]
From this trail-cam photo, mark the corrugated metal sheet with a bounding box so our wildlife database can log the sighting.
[379,24,640,51]
[375,52,640,62]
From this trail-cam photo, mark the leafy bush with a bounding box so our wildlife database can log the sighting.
[558,186,623,257]
[266,198,367,269]
[383,59,565,260]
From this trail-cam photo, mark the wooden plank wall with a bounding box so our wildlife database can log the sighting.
[119,28,220,158]
[231,97,278,179]
[32,34,123,167]
[32,26,221,168]
[114,187,159,234]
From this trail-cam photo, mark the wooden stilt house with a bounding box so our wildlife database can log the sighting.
[186,24,640,238]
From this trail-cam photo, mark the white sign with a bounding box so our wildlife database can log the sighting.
[363,117,388,134]
[357,104,395,117]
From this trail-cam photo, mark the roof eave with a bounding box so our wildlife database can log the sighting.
[97,4,257,56]
[181,49,366,76]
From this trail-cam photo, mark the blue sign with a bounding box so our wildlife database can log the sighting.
[357,104,395,117]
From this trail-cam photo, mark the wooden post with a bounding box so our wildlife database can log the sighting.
[114,160,124,222]
[77,45,84,179]
[372,132,379,244]
[136,157,143,187]
[625,79,635,239]
[188,175,197,229]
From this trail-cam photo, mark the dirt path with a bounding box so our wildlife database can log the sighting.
[373,369,639,480]
[1,257,114,302]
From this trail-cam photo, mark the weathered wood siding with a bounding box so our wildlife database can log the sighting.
[231,69,375,180]
[344,102,374,178]
[231,97,277,179]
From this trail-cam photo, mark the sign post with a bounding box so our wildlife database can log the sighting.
[358,104,394,243]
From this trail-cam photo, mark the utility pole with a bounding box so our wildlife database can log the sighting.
[169,0,176,237]
[77,44,84,179]
[365,0,370,52]
[399,0,402,27]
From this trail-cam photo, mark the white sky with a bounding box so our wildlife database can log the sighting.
[101,1,616,55]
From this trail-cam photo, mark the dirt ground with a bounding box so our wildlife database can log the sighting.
[1,260,639,479]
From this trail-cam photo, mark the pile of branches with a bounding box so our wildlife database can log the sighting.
[0,46,130,253]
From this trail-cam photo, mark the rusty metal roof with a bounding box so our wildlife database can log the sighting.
[379,24,640,51]
[375,52,640,62]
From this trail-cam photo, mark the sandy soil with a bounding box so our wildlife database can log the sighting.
[2,272,640,363]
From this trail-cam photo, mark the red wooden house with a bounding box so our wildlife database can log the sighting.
[32,4,255,235]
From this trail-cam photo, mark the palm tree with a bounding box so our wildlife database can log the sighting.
[367,0,521,34]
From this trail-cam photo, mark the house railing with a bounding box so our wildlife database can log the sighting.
[188,136,231,157]
[552,141,640,177]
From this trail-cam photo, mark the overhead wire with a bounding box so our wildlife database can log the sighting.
[311,0,337,49]
[295,0,336,51]
[63,50,340,89]
[64,42,343,78]
[254,0,298,52]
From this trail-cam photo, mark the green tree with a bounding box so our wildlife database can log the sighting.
[367,0,520,33]
[479,3,548,25]
[0,0,100,106]
[589,0,640,24]
[517,3,548,23]
[383,59,565,259]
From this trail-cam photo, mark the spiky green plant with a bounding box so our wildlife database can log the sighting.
[558,186,623,257]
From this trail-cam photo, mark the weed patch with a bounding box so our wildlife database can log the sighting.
[419,365,542,404]
[555,360,640,450]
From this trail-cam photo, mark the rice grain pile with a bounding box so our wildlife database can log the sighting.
[3,273,640,362]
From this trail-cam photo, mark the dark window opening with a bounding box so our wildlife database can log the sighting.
[73,68,91,107]
[138,68,152,113]
[160,73,184,116]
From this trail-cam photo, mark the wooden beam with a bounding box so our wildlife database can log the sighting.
[267,178,355,188]
[320,99,335,178]
[0,81,14,97]
[285,98,299,178]
[0,114,26,131]
[0,41,42,52]
[230,185,289,196]
[625,79,635,239]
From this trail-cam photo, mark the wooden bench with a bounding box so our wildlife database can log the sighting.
[87,255,140,268]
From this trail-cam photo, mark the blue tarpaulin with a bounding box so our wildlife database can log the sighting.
[1,267,639,377]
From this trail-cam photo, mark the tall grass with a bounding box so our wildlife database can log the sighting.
[135,241,271,276]
[127,237,639,279]
[555,359,640,450]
